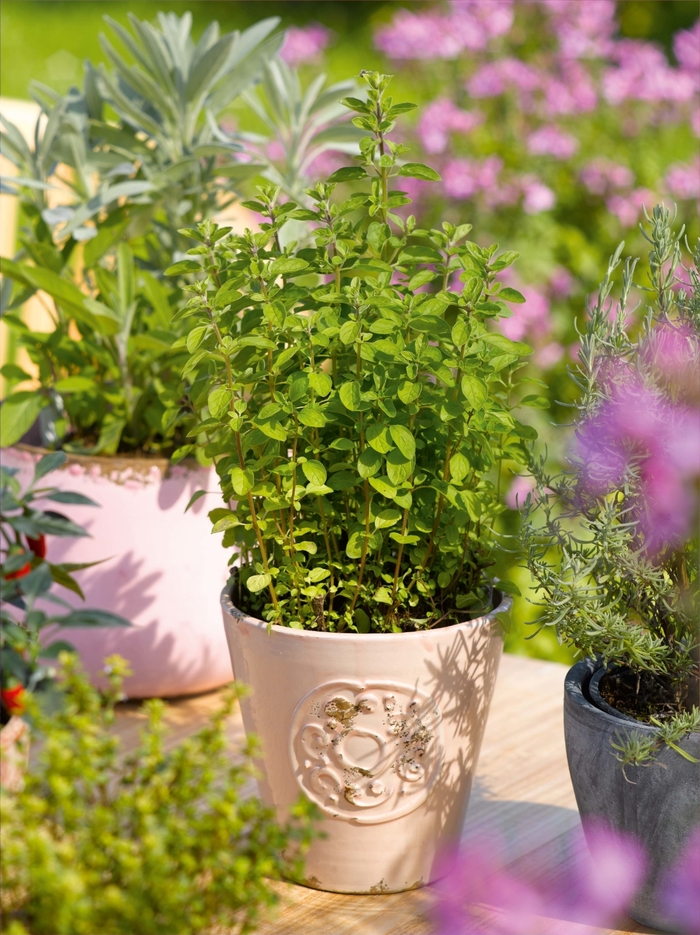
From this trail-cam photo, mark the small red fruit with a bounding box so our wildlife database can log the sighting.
[4,552,31,580]
[1,684,26,716]
[27,534,47,558]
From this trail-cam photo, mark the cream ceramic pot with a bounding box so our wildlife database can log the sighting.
[4,445,232,698]
[221,587,509,894]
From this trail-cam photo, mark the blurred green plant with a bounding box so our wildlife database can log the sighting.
[0,652,316,934]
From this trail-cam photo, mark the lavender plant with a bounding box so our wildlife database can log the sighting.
[522,206,700,754]
[173,72,533,633]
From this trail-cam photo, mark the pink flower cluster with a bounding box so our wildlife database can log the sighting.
[527,125,578,160]
[603,39,697,106]
[442,158,556,215]
[375,0,513,60]
[279,24,330,67]
[418,98,482,155]
[575,347,700,553]
[539,0,617,59]
[433,820,647,935]
[665,159,700,201]
[468,56,598,116]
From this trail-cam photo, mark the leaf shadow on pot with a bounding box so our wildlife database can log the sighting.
[419,619,504,843]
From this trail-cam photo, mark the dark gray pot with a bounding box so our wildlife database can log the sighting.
[564,657,700,932]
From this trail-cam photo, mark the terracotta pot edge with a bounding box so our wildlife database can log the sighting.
[6,443,205,481]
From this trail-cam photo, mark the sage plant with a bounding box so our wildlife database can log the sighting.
[173,72,533,632]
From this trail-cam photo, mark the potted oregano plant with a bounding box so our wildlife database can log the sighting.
[171,71,533,893]
[1,450,129,790]
[0,12,290,698]
[522,206,699,932]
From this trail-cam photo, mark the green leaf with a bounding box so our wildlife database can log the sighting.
[308,371,332,397]
[230,467,254,496]
[339,320,361,344]
[397,163,441,181]
[0,392,48,447]
[269,257,309,276]
[327,166,368,183]
[307,567,331,583]
[461,374,488,410]
[164,260,201,275]
[301,460,327,486]
[185,490,209,512]
[58,609,130,627]
[293,541,318,554]
[53,377,97,394]
[49,563,85,600]
[449,452,469,483]
[357,448,381,478]
[339,381,362,411]
[246,573,271,593]
[498,287,526,303]
[345,531,365,559]
[375,509,401,529]
[257,420,288,441]
[298,405,327,427]
[389,425,415,460]
[369,475,398,498]
[520,395,550,409]
[33,451,67,482]
[366,424,393,454]
[330,437,354,451]
[398,381,421,405]
[208,386,231,419]
[482,334,532,356]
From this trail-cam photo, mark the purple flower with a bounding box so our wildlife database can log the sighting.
[375,1,513,60]
[527,125,578,159]
[541,0,617,59]
[661,829,700,934]
[603,40,696,105]
[606,188,656,228]
[575,372,700,553]
[418,98,482,154]
[673,21,700,77]
[521,176,556,213]
[279,24,330,67]
[580,158,634,196]
[549,266,576,299]
[665,159,700,201]
[442,156,503,200]
[432,820,647,935]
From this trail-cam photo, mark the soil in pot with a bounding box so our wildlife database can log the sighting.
[596,666,699,724]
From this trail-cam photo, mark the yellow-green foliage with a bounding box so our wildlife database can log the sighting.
[1,654,315,935]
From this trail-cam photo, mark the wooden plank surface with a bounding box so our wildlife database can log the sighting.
[113,654,656,935]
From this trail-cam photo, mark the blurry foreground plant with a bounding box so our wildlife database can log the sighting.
[0,653,315,935]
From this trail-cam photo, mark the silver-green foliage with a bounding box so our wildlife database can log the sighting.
[0,654,315,935]
[173,72,533,633]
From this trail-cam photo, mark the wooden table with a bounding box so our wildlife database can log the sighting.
[114,654,656,935]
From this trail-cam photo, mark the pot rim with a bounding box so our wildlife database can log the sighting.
[565,657,665,734]
[220,584,511,642]
[8,443,201,478]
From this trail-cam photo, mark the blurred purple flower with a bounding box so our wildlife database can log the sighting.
[580,158,634,196]
[506,475,537,510]
[575,373,700,553]
[661,829,700,934]
[534,341,565,369]
[606,187,656,228]
[419,98,482,154]
[665,159,700,201]
[443,156,503,200]
[499,280,552,343]
[375,1,513,60]
[674,21,700,77]
[549,266,576,299]
[521,176,556,213]
[279,24,330,67]
[541,0,617,59]
[603,40,696,105]
[527,125,578,159]
[541,60,598,114]
[467,58,541,102]
[432,820,646,935]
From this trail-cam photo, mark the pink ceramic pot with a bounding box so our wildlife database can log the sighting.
[4,445,232,698]
[221,586,509,894]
